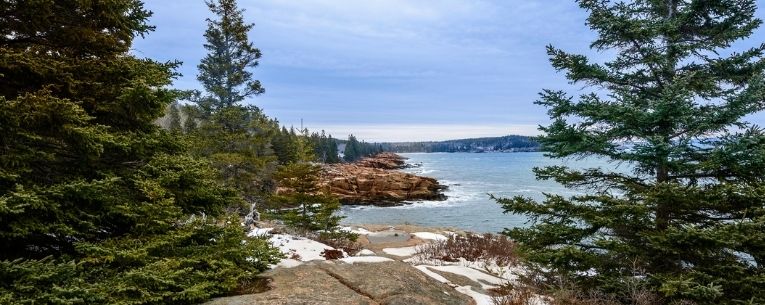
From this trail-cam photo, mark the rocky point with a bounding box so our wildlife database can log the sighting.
[320,153,446,206]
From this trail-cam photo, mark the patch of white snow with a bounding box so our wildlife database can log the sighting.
[455,286,494,305]
[338,256,394,264]
[382,246,418,257]
[248,227,274,236]
[268,234,334,267]
[426,265,506,289]
[412,232,448,241]
[356,249,376,256]
[414,265,451,284]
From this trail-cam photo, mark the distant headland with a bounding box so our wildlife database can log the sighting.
[374,135,540,153]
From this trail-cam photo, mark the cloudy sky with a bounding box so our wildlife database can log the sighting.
[134,0,765,142]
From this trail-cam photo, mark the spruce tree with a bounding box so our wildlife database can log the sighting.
[168,101,183,133]
[189,0,280,209]
[183,104,200,133]
[197,0,264,112]
[0,1,280,303]
[497,1,765,304]
[191,105,279,202]
[267,129,342,234]
[344,134,361,162]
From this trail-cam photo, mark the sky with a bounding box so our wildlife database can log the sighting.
[133,0,765,142]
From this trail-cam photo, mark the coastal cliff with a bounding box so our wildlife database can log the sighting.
[320,153,446,205]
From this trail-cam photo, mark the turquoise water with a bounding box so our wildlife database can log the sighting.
[339,152,616,233]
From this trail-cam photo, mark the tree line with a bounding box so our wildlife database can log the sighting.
[382,135,540,153]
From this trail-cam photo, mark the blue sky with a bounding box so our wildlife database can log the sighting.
[134,0,765,142]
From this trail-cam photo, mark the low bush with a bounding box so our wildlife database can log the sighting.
[321,249,345,260]
[315,230,361,256]
[489,284,539,305]
[415,233,518,266]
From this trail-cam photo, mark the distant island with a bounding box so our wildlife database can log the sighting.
[376,135,541,153]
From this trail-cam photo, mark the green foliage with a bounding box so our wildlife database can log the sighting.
[267,163,343,233]
[168,102,183,134]
[197,0,264,111]
[0,0,280,303]
[187,105,280,203]
[496,1,765,304]
[182,104,199,133]
[310,130,341,164]
[0,215,282,305]
[343,134,382,162]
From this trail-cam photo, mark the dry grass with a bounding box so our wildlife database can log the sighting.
[320,249,345,260]
[488,284,671,305]
[414,233,518,266]
[489,284,540,305]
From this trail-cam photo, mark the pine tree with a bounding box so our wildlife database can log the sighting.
[0,1,280,303]
[197,0,263,112]
[183,104,199,133]
[168,101,183,133]
[268,163,342,233]
[265,128,343,233]
[188,0,280,210]
[496,1,765,304]
[190,105,279,203]
[344,134,361,162]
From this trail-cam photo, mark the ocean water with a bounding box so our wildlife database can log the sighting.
[339,152,616,233]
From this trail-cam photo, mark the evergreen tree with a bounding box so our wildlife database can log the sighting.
[0,1,279,303]
[188,0,280,210]
[496,1,765,304]
[197,0,264,112]
[183,104,199,133]
[344,134,361,162]
[326,135,341,163]
[268,163,341,233]
[309,130,341,164]
[190,105,279,203]
[271,127,302,164]
[266,128,342,233]
[168,101,183,133]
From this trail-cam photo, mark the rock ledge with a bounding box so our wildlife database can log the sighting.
[320,153,446,206]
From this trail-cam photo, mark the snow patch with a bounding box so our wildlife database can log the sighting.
[426,265,506,289]
[412,232,448,241]
[248,227,274,236]
[339,256,394,264]
[414,265,451,284]
[382,246,418,257]
[341,226,371,235]
[356,249,376,256]
[264,233,335,268]
[456,286,494,305]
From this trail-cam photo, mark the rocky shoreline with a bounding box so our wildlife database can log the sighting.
[320,153,447,206]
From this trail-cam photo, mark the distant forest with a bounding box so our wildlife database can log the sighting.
[380,135,540,153]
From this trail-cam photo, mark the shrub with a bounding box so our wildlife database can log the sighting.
[490,284,539,305]
[315,230,361,256]
[321,249,345,260]
[415,233,518,266]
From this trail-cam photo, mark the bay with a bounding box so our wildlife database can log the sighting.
[339,152,617,233]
